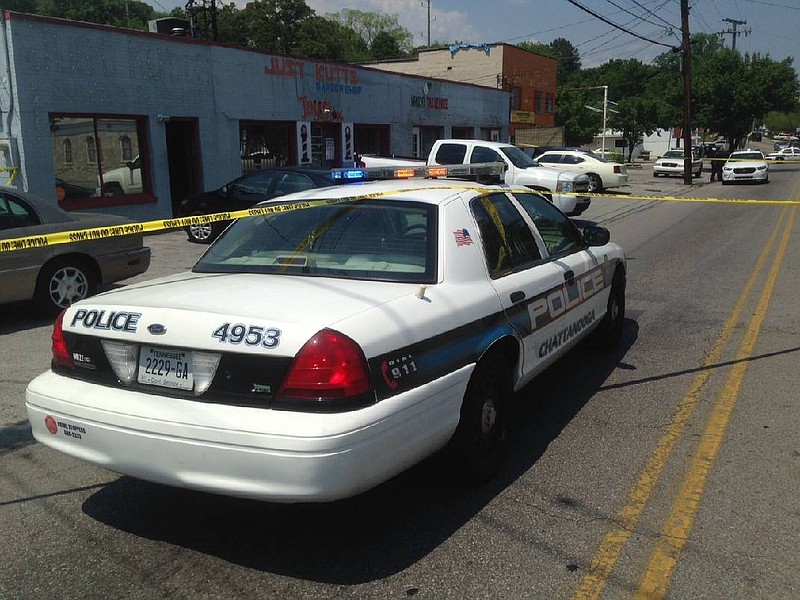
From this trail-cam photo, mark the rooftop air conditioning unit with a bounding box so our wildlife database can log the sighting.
[148,18,191,37]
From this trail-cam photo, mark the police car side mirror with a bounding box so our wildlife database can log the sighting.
[582,226,610,246]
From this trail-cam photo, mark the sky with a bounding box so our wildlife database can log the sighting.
[155,0,798,74]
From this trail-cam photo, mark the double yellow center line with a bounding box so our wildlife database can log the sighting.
[572,201,797,599]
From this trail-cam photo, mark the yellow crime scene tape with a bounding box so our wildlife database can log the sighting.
[0,185,493,254]
[2,183,800,254]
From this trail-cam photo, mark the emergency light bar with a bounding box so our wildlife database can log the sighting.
[330,162,506,182]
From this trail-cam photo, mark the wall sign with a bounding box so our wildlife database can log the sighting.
[298,96,344,121]
[410,80,449,110]
[264,57,363,95]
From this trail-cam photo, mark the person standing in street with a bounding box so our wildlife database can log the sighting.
[709,145,724,181]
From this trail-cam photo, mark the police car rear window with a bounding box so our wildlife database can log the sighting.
[194,199,437,283]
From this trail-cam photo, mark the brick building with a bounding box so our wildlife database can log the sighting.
[361,43,558,142]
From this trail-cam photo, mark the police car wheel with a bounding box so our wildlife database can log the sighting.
[35,258,95,315]
[587,173,603,192]
[591,269,625,349]
[449,353,512,482]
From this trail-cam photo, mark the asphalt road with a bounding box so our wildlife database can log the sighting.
[2,159,799,599]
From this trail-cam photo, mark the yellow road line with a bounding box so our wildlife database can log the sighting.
[571,208,789,600]
[634,206,796,599]
[583,192,800,205]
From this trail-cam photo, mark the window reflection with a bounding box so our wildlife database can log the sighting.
[50,115,147,203]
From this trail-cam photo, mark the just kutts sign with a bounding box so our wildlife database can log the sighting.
[263,57,363,121]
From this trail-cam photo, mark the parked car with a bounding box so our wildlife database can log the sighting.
[179,168,337,243]
[26,165,627,503]
[721,150,769,185]
[592,148,624,161]
[766,147,800,161]
[55,178,95,202]
[535,149,629,192]
[519,145,574,159]
[652,149,703,178]
[0,187,150,314]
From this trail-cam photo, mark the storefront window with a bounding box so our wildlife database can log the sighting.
[50,114,149,206]
[240,121,292,172]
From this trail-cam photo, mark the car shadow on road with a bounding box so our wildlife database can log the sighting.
[81,319,639,585]
[0,303,55,334]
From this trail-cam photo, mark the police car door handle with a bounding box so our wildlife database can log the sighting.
[510,291,526,303]
[564,270,575,286]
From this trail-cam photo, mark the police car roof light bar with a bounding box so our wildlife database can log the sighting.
[330,162,505,182]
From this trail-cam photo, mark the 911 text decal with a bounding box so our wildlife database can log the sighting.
[212,323,282,348]
[381,354,418,389]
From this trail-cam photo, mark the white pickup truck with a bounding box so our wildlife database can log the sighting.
[358,139,591,215]
[97,155,143,196]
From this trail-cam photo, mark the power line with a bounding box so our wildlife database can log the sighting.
[564,0,679,49]
[602,0,678,34]
[743,0,800,9]
[628,0,680,30]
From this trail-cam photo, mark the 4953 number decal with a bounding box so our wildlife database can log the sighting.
[212,323,282,348]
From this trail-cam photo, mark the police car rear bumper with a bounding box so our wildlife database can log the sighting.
[26,368,471,502]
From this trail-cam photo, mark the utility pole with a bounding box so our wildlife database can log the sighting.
[681,0,693,185]
[421,0,431,48]
[720,18,750,50]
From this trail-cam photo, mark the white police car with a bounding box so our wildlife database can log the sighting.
[26,164,627,502]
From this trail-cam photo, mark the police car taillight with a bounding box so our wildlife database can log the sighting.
[52,310,74,368]
[278,329,370,401]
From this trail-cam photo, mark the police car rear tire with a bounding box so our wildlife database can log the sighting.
[591,269,625,349]
[448,353,512,482]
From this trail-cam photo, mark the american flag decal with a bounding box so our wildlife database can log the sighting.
[453,228,473,246]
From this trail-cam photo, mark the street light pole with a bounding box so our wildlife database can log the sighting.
[601,85,608,153]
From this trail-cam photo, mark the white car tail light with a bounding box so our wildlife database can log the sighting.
[101,340,138,384]
[192,351,222,395]
[51,311,74,368]
[278,329,371,401]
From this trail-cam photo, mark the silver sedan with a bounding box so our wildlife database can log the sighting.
[0,188,150,314]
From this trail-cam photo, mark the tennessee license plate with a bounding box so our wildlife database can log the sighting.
[137,346,193,390]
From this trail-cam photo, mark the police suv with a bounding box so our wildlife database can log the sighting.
[26,164,627,502]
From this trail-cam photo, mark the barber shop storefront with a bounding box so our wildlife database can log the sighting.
[0,12,509,221]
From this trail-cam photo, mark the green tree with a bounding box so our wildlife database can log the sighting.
[549,37,581,86]
[653,33,798,148]
[2,0,37,12]
[238,0,313,54]
[516,41,556,59]
[764,109,800,134]
[370,30,405,60]
[294,16,368,61]
[328,9,413,56]
[36,0,158,30]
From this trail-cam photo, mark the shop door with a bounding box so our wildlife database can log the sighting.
[311,122,341,168]
[165,119,201,216]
